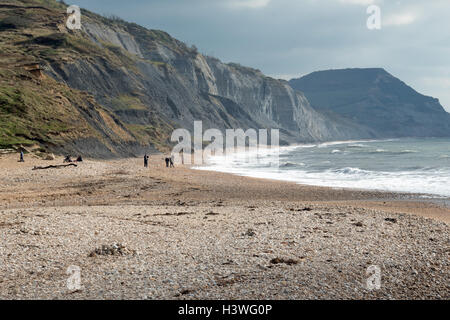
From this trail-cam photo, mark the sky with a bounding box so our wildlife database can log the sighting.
[71,0,450,111]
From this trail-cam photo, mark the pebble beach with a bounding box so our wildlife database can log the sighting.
[0,153,448,299]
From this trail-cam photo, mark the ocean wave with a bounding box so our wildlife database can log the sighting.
[369,149,418,155]
[280,161,305,168]
[196,138,450,197]
[332,167,373,175]
[316,139,383,148]
[401,150,418,153]
[347,144,367,148]
[195,163,450,197]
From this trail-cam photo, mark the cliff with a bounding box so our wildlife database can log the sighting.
[289,68,450,138]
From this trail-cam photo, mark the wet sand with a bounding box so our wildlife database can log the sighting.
[0,153,448,299]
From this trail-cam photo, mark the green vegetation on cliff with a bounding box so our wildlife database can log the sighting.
[0,0,174,155]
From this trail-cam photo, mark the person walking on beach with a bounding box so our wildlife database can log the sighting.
[169,156,174,168]
[144,154,149,168]
[165,157,170,168]
[19,151,24,162]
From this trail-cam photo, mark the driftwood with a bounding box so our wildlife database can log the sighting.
[32,163,78,170]
[0,148,15,155]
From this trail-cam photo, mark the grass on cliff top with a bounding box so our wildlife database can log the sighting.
[13,0,180,48]
[13,0,66,10]
[227,63,263,76]
[1,0,186,66]
[0,5,140,68]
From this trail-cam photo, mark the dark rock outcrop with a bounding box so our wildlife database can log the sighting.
[289,68,450,138]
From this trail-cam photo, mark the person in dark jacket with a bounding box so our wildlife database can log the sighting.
[144,154,149,168]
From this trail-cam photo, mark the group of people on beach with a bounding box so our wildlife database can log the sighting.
[64,155,83,163]
[144,154,174,168]
[17,150,172,169]
[18,152,82,163]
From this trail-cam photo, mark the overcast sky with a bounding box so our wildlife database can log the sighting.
[72,0,450,111]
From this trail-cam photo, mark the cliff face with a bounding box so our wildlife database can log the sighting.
[44,12,373,147]
[289,68,450,138]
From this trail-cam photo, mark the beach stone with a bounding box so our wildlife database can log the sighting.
[89,243,134,257]
[243,229,256,237]
[44,153,55,161]
[270,258,298,265]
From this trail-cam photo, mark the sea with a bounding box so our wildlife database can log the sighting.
[194,138,450,199]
